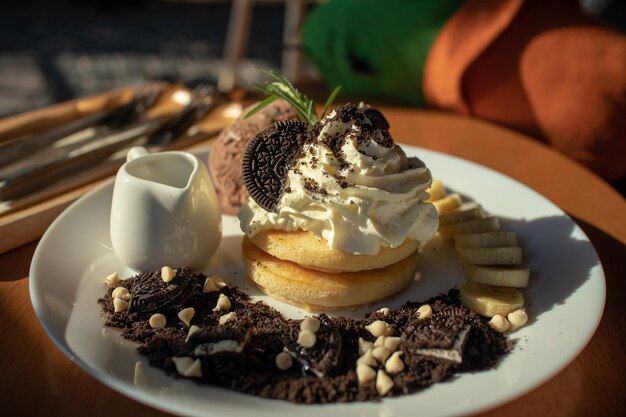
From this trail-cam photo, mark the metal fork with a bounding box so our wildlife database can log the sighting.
[145,84,221,146]
[0,80,164,168]
[0,84,220,201]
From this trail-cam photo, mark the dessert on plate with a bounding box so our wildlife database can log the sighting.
[208,99,296,215]
[238,98,438,310]
[94,72,523,404]
[99,267,508,403]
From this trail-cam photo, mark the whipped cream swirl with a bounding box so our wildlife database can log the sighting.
[238,103,438,255]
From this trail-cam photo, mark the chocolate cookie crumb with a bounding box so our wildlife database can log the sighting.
[99,271,508,404]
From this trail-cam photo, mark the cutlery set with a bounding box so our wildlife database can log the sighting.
[0,82,223,202]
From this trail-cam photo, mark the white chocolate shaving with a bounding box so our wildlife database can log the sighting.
[385,351,404,374]
[356,349,377,367]
[212,294,231,312]
[149,313,166,329]
[364,320,394,337]
[185,325,200,342]
[356,364,376,385]
[172,357,193,375]
[211,276,228,289]
[111,286,130,300]
[161,266,176,283]
[113,297,129,313]
[374,336,386,347]
[184,358,202,378]
[300,317,321,333]
[297,329,316,348]
[372,346,392,364]
[377,307,390,316]
[358,337,373,356]
[178,307,195,326]
[383,336,401,351]
[202,277,219,293]
[219,312,237,325]
[275,352,293,370]
[416,304,432,320]
[376,370,394,396]
[507,309,528,331]
[105,272,120,288]
[133,361,145,387]
[489,315,510,333]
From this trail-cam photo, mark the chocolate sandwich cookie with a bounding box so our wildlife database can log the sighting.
[242,120,308,211]
[129,268,197,313]
[363,108,390,131]
[100,268,509,404]
[189,321,252,357]
[283,314,342,377]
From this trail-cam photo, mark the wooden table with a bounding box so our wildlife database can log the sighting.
[1,106,624,416]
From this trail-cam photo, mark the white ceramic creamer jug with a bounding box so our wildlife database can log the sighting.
[110,146,222,272]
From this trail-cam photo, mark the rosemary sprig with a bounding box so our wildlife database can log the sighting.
[244,68,341,124]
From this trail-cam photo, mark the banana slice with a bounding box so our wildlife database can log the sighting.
[454,232,518,249]
[431,193,462,214]
[439,203,485,226]
[464,264,530,288]
[439,217,500,239]
[457,247,522,265]
[426,179,446,202]
[460,282,524,317]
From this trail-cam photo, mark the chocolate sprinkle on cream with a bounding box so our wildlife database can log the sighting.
[99,269,509,404]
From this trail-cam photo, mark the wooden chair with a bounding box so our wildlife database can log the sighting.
[217,0,309,92]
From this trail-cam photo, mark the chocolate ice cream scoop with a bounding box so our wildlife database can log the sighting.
[208,100,296,215]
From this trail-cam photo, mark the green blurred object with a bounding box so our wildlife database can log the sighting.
[303,0,463,106]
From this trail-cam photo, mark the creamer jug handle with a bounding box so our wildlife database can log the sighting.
[126,146,150,162]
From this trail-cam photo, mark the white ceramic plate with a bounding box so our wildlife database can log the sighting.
[30,146,605,417]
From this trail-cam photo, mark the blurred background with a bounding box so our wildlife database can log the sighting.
[0,0,289,117]
[0,0,625,192]
[1,0,624,117]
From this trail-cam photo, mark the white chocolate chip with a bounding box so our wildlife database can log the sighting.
[149,313,166,329]
[297,329,316,348]
[184,358,202,378]
[372,346,392,364]
[383,336,401,351]
[376,370,394,396]
[416,304,432,320]
[275,352,293,370]
[171,357,202,378]
[178,307,195,326]
[111,286,130,300]
[385,351,405,374]
[133,361,145,387]
[113,297,129,313]
[374,335,386,348]
[185,325,201,342]
[364,320,394,338]
[172,357,193,375]
[489,315,511,333]
[300,317,321,333]
[161,266,176,283]
[105,272,120,288]
[212,294,231,312]
[212,276,228,289]
[507,309,528,331]
[356,364,376,385]
[358,337,373,356]
[202,277,219,293]
[356,349,378,367]
[377,307,390,316]
[219,312,237,325]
